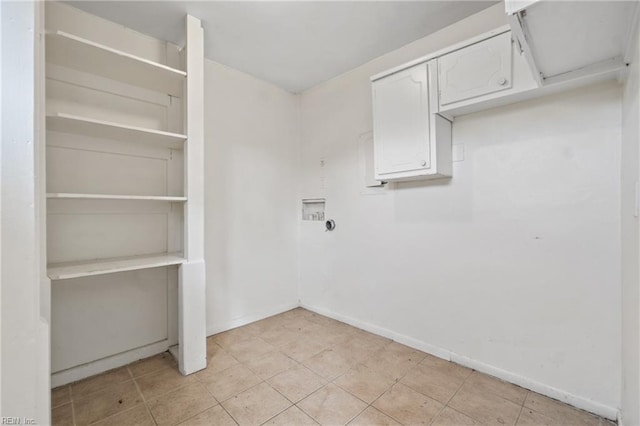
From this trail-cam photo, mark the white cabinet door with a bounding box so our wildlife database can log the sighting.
[372,62,430,178]
[438,32,512,106]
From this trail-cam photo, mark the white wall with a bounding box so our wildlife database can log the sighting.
[298,4,621,418]
[621,19,640,426]
[203,60,300,335]
[1,0,50,422]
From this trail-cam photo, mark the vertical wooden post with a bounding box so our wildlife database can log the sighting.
[35,0,52,420]
[178,15,206,375]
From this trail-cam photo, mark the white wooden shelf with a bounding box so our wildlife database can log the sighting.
[47,193,187,202]
[46,113,187,149]
[46,30,186,95]
[48,252,185,280]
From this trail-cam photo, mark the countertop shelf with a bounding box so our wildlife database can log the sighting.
[46,113,187,149]
[47,193,187,202]
[46,30,186,95]
[48,252,185,280]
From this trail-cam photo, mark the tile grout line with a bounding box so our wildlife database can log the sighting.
[514,390,530,426]
[425,366,473,426]
[243,354,303,380]
[379,352,435,425]
[127,355,179,383]
[143,364,219,426]
[85,403,145,426]
[139,376,196,401]
[261,376,299,407]
[214,376,272,425]
[302,336,415,425]
[62,360,163,425]
[292,381,335,423]
[216,404,240,426]
[514,403,526,425]
[169,398,219,426]
[255,390,293,426]
[71,400,77,426]
[442,371,530,426]
[252,312,448,422]
[128,366,159,426]
[291,339,377,422]
[187,374,226,423]
[217,397,242,426]
[51,386,72,410]
[127,367,158,425]
[345,404,370,425]
[365,378,407,426]
[337,360,398,426]
[65,384,78,426]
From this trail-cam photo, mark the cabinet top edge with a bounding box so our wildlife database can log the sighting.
[370,24,510,82]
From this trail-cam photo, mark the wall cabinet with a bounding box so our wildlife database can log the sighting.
[370,28,534,182]
[370,13,631,184]
[373,62,430,176]
[436,30,539,117]
[438,32,512,106]
[372,61,452,182]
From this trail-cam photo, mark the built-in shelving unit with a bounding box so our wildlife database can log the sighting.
[46,30,186,95]
[44,26,187,278]
[46,113,187,149]
[45,2,206,386]
[46,193,187,201]
[47,252,185,280]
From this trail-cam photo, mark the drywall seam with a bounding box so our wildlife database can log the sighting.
[300,302,618,421]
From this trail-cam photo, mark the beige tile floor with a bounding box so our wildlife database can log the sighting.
[51,308,614,426]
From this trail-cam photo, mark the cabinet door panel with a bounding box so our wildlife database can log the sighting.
[439,32,512,106]
[373,62,430,177]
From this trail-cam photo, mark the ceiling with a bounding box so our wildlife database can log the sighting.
[66,1,497,93]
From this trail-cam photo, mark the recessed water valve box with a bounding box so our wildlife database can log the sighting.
[302,199,325,221]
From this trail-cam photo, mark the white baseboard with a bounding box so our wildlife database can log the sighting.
[450,352,618,421]
[206,301,300,337]
[300,303,619,421]
[51,340,169,387]
[618,410,627,426]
